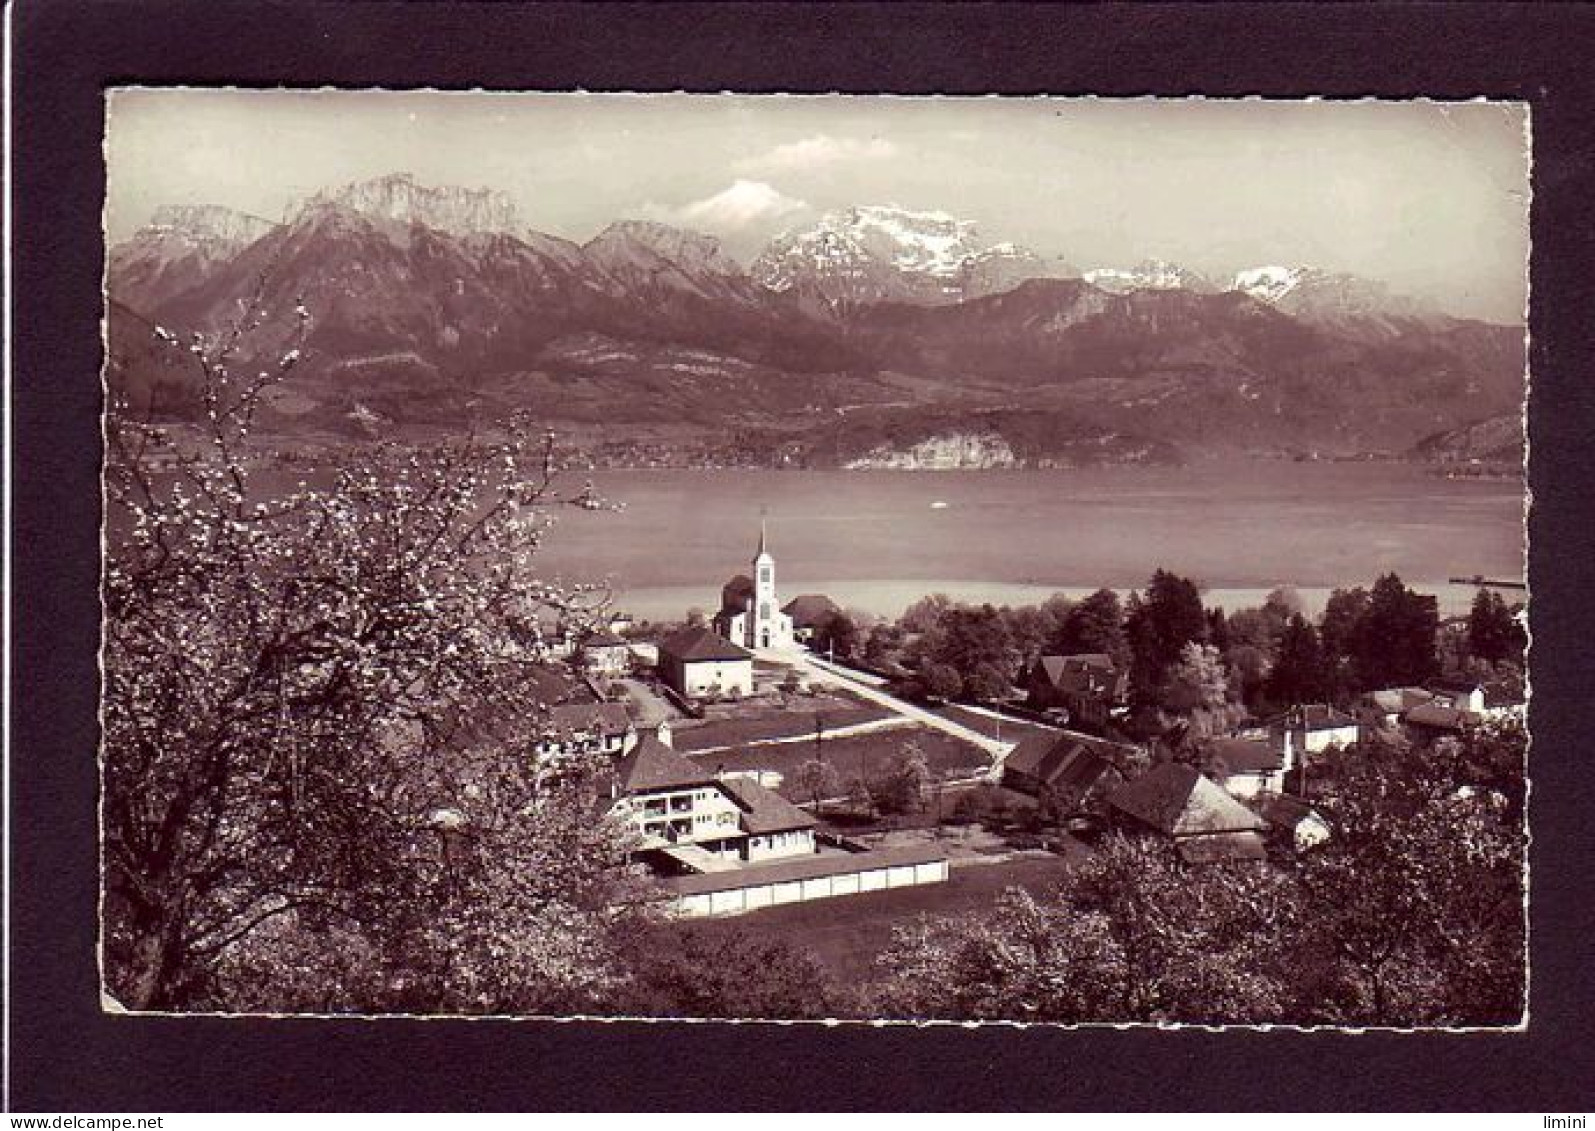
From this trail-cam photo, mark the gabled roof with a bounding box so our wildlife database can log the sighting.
[719,775,819,834]
[541,701,632,737]
[1032,653,1118,688]
[659,625,754,664]
[1004,731,1124,793]
[581,628,630,649]
[782,594,841,629]
[1404,703,1476,731]
[1366,686,1436,714]
[613,734,718,794]
[1108,762,1267,837]
[1203,736,1283,775]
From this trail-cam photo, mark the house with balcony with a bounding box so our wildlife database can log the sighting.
[604,728,817,871]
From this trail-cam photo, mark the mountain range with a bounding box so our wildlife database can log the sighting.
[105,173,1526,469]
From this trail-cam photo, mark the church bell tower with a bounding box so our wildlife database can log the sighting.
[752,516,776,649]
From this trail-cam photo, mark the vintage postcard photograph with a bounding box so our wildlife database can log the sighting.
[100,91,1529,1027]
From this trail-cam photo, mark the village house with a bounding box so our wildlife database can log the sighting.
[1022,653,1128,730]
[576,627,633,677]
[1201,736,1288,799]
[1000,729,1131,807]
[1427,677,1526,723]
[532,701,636,762]
[657,624,755,701]
[1402,702,1478,744]
[605,725,820,869]
[601,720,952,918]
[1272,704,1360,754]
[1255,793,1333,851]
[1362,686,1437,728]
[1106,761,1269,864]
[712,520,796,651]
[782,593,842,645]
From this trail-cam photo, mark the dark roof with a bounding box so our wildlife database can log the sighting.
[1203,736,1283,775]
[1031,654,1120,693]
[541,701,632,736]
[719,574,755,614]
[659,625,754,664]
[581,628,630,649]
[1108,763,1267,837]
[662,844,948,897]
[1257,793,1327,832]
[719,775,820,834]
[1404,703,1476,731]
[782,594,841,628]
[1003,731,1123,793]
[613,735,718,793]
[1366,686,1437,714]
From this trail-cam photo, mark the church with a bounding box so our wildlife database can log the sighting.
[712,519,796,651]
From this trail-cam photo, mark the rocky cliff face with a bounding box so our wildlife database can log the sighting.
[845,432,1020,470]
[108,204,279,312]
[308,172,523,238]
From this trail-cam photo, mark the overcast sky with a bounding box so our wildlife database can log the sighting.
[106,91,1530,321]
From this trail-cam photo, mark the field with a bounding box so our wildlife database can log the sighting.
[691,724,992,799]
[669,853,1085,986]
[670,691,896,753]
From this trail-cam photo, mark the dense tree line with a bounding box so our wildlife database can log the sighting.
[873,567,1523,728]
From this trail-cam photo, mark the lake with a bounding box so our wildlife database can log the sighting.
[530,461,1526,621]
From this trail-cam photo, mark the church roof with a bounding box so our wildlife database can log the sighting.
[720,574,755,614]
[782,594,841,628]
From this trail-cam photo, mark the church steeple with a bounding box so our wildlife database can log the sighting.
[755,512,769,560]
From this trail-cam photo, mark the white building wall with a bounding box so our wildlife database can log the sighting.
[670,857,951,917]
[745,829,816,862]
[1303,725,1360,753]
[682,659,753,699]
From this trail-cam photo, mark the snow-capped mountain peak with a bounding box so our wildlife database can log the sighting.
[1232,265,1310,305]
[751,205,1069,310]
[1084,258,1214,295]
